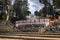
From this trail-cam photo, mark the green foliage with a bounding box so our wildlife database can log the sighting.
[39,0,48,5]
[35,11,41,16]
[12,0,28,20]
[0,13,7,20]
[2,13,7,20]
[54,0,60,8]
[4,0,11,5]
[54,0,60,16]
[0,0,29,21]
[39,0,56,17]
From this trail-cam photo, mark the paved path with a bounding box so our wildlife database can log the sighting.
[0,34,60,40]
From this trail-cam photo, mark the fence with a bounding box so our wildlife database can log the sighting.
[16,19,50,27]
[15,19,51,32]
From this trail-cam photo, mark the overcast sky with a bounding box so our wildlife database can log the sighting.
[28,0,44,14]
[11,0,53,14]
[11,0,15,5]
[11,0,44,14]
[28,0,54,14]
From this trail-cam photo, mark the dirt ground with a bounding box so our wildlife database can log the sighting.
[0,38,23,40]
[0,38,60,40]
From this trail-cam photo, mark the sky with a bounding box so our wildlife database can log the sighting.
[28,0,44,14]
[11,0,44,15]
[11,0,15,5]
[11,0,53,15]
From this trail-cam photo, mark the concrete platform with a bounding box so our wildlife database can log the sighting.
[0,34,60,40]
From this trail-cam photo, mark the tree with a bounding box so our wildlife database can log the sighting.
[39,0,48,5]
[0,0,16,32]
[39,0,49,17]
[0,1,3,20]
[34,11,41,16]
[39,0,56,18]
[25,11,31,16]
[1,0,11,21]
[54,0,60,8]
[54,0,60,16]
[12,0,28,21]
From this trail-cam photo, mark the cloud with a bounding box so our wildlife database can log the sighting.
[28,0,44,14]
